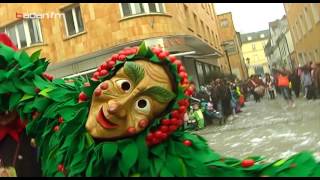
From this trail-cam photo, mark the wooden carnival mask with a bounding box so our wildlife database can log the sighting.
[86,60,175,139]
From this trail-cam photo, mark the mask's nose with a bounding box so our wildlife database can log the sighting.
[107,100,126,118]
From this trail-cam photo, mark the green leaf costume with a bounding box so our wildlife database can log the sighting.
[0,41,319,177]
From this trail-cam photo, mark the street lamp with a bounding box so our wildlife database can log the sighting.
[221,42,233,76]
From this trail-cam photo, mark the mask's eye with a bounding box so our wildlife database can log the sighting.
[116,79,132,93]
[135,98,150,113]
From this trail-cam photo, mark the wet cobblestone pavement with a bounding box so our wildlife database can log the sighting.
[195,97,320,162]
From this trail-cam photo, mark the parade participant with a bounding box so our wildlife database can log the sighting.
[277,68,295,107]
[0,36,320,177]
[264,73,275,100]
[0,34,42,177]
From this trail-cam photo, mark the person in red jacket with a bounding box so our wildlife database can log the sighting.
[277,68,295,108]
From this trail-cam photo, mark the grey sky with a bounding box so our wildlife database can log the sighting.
[215,3,286,34]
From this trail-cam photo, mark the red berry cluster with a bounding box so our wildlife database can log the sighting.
[92,46,139,81]
[42,73,54,81]
[146,98,190,146]
[151,47,190,87]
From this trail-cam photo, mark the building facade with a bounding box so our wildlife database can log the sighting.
[284,3,320,66]
[264,15,295,71]
[217,12,248,80]
[0,3,225,89]
[240,30,270,76]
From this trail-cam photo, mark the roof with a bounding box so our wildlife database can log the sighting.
[240,30,270,44]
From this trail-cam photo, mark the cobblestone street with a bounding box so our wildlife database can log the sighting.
[196,97,320,162]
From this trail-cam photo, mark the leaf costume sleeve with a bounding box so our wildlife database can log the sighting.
[0,41,319,177]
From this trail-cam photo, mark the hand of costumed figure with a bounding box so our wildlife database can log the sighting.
[0,34,319,177]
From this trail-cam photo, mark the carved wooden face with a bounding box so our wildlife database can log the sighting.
[0,110,18,126]
[85,60,175,139]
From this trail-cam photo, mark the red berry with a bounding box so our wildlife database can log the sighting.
[130,48,137,54]
[160,133,168,140]
[138,119,149,128]
[179,106,187,114]
[183,140,192,146]
[101,62,107,70]
[107,60,116,69]
[93,72,99,78]
[53,125,60,132]
[57,164,64,172]
[178,66,186,72]
[179,72,188,79]
[178,99,189,107]
[161,119,171,125]
[163,51,170,56]
[159,125,169,133]
[58,117,64,123]
[97,66,102,72]
[79,92,87,101]
[155,131,163,139]
[127,127,136,134]
[158,52,167,59]
[146,133,154,141]
[99,69,108,77]
[35,88,40,93]
[241,159,255,168]
[173,60,182,69]
[100,82,108,90]
[171,110,180,119]
[181,78,189,85]
[170,118,179,125]
[94,88,102,96]
[152,47,162,55]
[168,56,176,63]
[169,125,177,132]
[118,54,126,61]
[111,54,119,61]
[177,119,183,126]
[151,138,160,144]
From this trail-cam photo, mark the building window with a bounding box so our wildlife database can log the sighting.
[247,36,252,41]
[62,5,84,37]
[220,19,228,28]
[304,6,312,31]
[299,14,307,35]
[1,19,43,49]
[310,3,320,23]
[260,34,265,38]
[120,3,165,17]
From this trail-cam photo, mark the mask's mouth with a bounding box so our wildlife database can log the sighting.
[96,107,118,129]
